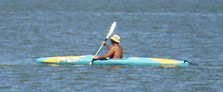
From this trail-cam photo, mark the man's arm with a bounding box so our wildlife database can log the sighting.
[95,47,115,59]
[102,41,112,50]
[104,43,112,50]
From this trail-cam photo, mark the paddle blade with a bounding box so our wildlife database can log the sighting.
[106,21,116,39]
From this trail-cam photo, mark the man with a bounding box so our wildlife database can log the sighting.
[93,34,123,59]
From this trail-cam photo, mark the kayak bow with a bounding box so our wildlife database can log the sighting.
[37,55,189,67]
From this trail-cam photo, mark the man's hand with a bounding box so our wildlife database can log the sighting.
[93,56,99,60]
[102,41,106,45]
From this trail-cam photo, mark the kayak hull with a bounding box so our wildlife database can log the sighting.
[37,55,189,67]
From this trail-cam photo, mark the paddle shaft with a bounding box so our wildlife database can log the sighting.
[95,39,107,56]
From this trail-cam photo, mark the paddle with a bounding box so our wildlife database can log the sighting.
[89,21,117,65]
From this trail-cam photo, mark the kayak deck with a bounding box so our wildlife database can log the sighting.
[37,55,189,67]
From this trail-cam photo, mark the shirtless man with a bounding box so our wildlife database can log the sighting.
[93,34,123,59]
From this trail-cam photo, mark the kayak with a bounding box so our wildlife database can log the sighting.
[37,55,189,67]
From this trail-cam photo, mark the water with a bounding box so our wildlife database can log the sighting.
[0,0,223,92]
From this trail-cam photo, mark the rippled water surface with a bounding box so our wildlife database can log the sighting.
[0,0,223,92]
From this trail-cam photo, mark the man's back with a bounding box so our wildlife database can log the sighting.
[110,44,123,59]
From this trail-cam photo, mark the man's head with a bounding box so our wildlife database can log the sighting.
[111,34,120,44]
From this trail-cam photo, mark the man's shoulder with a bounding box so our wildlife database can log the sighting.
[112,45,121,50]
